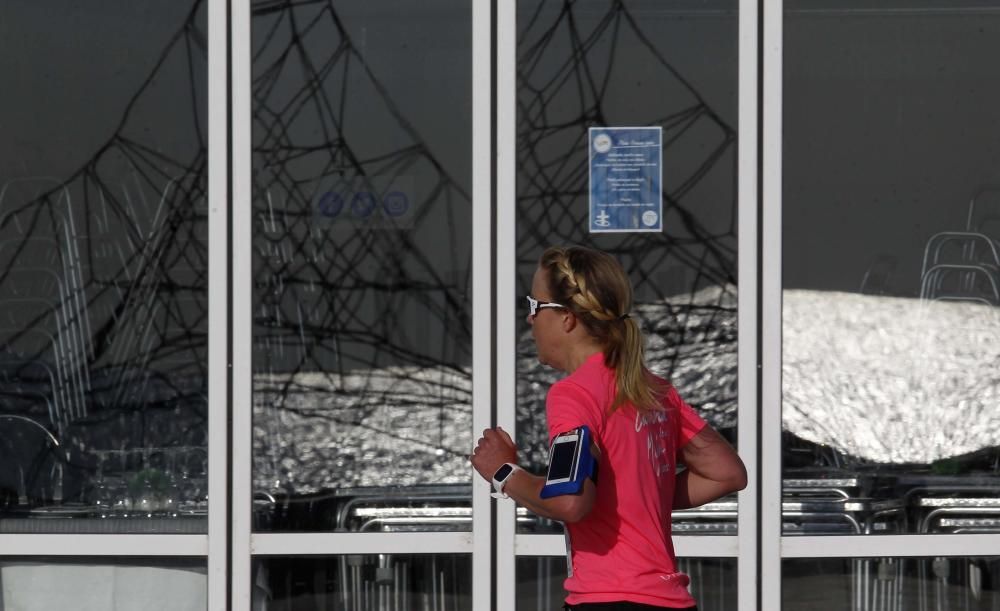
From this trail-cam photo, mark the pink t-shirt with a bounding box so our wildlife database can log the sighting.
[546,352,707,608]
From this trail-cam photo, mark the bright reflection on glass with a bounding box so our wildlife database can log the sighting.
[0,558,206,611]
[255,555,470,611]
[784,294,1000,466]
[517,557,736,611]
[782,2,1000,534]
[784,557,1000,611]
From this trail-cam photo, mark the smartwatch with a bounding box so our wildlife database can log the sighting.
[491,463,521,499]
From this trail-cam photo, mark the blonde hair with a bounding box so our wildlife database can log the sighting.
[539,246,666,413]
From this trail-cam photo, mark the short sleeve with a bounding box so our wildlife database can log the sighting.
[668,386,708,447]
[545,380,602,445]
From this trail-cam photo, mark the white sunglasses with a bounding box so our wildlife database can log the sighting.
[526,294,567,318]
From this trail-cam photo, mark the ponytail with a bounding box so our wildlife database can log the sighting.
[607,316,664,413]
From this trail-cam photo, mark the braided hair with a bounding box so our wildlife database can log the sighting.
[539,245,667,413]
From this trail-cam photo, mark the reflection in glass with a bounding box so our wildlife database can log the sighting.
[0,1,208,532]
[0,557,207,611]
[255,555,470,611]
[782,3,1000,534]
[784,557,1000,611]
[517,556,736,611]
[250,1,472,531]
[515,0,739,532]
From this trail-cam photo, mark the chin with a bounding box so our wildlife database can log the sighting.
[537,355,561,371]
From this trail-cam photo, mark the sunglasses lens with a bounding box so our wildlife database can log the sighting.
[526,296,537,317]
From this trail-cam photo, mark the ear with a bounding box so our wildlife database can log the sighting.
[561,310,577,333]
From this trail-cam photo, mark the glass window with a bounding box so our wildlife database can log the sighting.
[250,1,472,532]
[517,556,737,611]
[515,0,740,533]
[784,557,1000,610]
[0,557,206,611]
[0,1,208,533]
[254,555,470,610]
[782,1,1000,535]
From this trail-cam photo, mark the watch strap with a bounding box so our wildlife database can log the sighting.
[491,463,521,499]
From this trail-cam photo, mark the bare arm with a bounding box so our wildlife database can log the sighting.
[501,469,595,523]
[470,427,596,523]
[673,426,747,510]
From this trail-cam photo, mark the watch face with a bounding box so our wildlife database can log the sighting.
[493,464,514,482]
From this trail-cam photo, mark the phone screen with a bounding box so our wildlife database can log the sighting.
[546,435,579,483]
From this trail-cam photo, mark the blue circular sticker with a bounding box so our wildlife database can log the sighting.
[382,191,409,217]
[351,192,377,218]
[318,191,344,217]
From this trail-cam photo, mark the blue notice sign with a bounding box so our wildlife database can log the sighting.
[588,127,663,233]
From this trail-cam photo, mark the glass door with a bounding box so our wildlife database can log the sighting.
[0,0,221,608]
[764,0,1000,608]
[236,1,488,609]
[497,1,757,610]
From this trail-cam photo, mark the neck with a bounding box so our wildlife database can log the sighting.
[563,343,603,373]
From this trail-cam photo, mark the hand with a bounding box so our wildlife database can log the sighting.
[470,427,518,483]
[674,426,747,509]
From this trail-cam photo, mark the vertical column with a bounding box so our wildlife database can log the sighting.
[737,0,760,608]
[208,0,231,608]
[495,0,518,609]
[472,1,496,610]
[760,0,784,607]
[231,0,253,608]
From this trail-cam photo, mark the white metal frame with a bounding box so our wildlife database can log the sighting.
[761,0,783,608]
[736,0,760,608]
[470,0,495,609]
[783,535,1000,559]
[495,1,519,610]
[0,535,207,557]
[207,0,230,609]
[231,0,252,608]
[252,533,474,556]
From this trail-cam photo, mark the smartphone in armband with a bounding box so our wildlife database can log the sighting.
[540,425,599,498]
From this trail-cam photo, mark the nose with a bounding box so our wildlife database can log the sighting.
[526,312,534,326]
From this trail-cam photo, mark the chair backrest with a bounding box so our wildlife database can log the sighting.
[967,184,1000,237]
[921,231,1000,279]
[0,413,63,507]
[919,264,1000,304]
